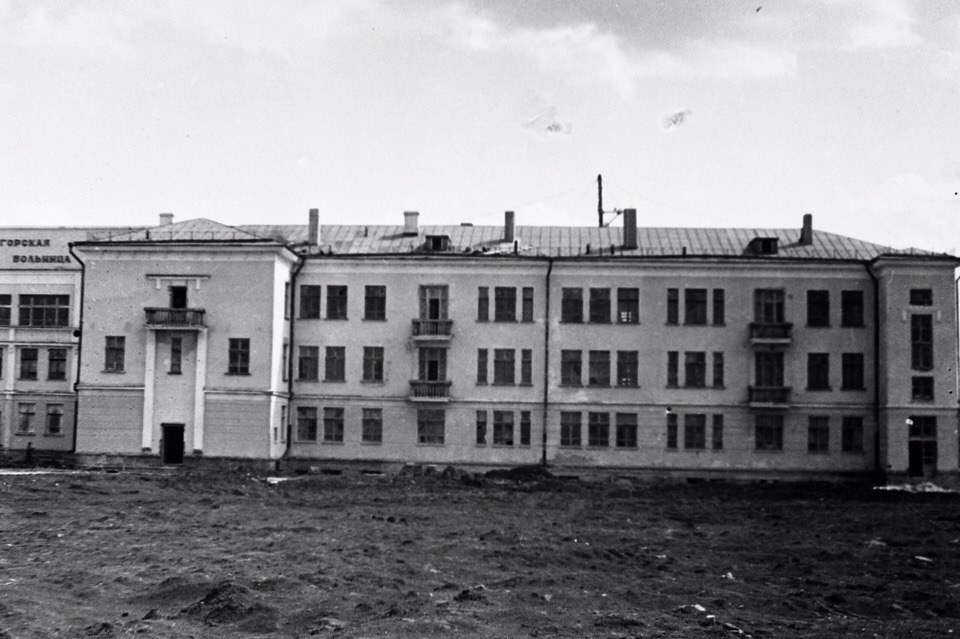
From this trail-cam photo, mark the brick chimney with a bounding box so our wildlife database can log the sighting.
[308,208,319,245]
[159,212,174,226]
[504,210,515,243]
[403,211,419,236]
[622,208,638,250]
[799,213,813,245]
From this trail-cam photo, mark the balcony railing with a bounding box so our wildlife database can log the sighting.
[145,307,206,328]
[409,380,452,401]
[748,386,791,405]
[412,318,453,338]
[749,322,793,343]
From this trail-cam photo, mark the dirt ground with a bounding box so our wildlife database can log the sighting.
[1,467,959,638]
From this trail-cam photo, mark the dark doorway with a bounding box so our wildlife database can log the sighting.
[908,440,937,478]
[161,423,185,464]
[908,441,924,477]
[170,286,188,309]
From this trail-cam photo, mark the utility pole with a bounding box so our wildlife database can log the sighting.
[597,174,603,228]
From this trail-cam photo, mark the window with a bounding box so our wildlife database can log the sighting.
[589,288,611,323]
[755,351,784,387]
[280,405,287,442]
[326,285,348,320]
[476,411,487,445]
[521,287,534,322]
[323,407,344,442]
[588,350,610,387]
[755,414,784,451]
[667,351,679,387]
[911,315,933,371]
[18,295,69,327]
[712,352,724,388]
[228,338,250,374]
[560,412,581,447]
[493,349,515,385]
[910,289,933,306]
[282,343,288,382]
[0,348,3,378]
[754,289,785,324]
[520,349,532,386]
[105,336,125,373]
[684,414,706,450]
[19,348,38,380]
[494,287,516,322]
[842,416,863,453]
[324,346,346,382]
[588,412,609,447]
[364,285,386,320]
[713,289,725,325]
[561,288,583,323]
[684,289,707,325]
[417,409,445,444]
[807,290,830,327]
[362,346,384,382]
[618,288,639,323]
[841,290,864,327]
[17,403,35,433]
[493,411,514,445]
[560,350,581,386]
[808,416,829,453]
[807,353,830,390]
[169,338,182,375]
[419,285,448,321]
[684,352,706,388]
[616,413,638,448]
[0,294,10,325]
[841,353,864,390]
[476,349,488,384]
[616,351,638,387]
[912,376,934,401]
[46,404,64,435]
[169,286,187,309]
[48,348,67,380]
[666,288,679,325]
[298,346,319,381]
[909,415,937,439]
[666,413,678,449]
[712,415,724,450]
[296,407,318,441]
[418,347,447,381]
[300,285,321,319]
[283,282,290,320]
[519,411,531,446]
[477,287,489,322]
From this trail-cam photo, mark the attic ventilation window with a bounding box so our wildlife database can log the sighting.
[750,237,779,255]
[425,235,450,252]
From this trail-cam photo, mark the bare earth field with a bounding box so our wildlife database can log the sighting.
[1,468,959,638]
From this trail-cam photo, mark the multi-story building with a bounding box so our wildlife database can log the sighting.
[1,210,956,483]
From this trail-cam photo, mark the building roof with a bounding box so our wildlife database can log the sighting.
[94,218,272,243]
[237,223,949,261]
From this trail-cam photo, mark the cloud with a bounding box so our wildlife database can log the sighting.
[841,0,923,51]
[839,173,960,253]
[662,109,692,131]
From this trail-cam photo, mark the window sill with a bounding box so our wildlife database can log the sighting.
[560,383,583,388]
[362,318,387,322]
[560,320,584,325]
[321,440,344,445]
[616,384,640,389]
[806,324,831,329]
[323,379,346,384]
[807,450,830,455]
[840,324,866,329]
[842,450,865,455]
[168,372,182,376]
[754,449,784,454]
[360,440,383,445]
[48,377,68,382]
[225,372,250,376]
[614,445,639,450]
[298,316,321,321]
[416,442,446,447]
[492,443,515,448]
[616,321,640,326]
[325,317,349,321]
[360,379,385,385]
[14,432,35,437]
[588,321,612,325]
[911,398,935,403]
[559,445,582,449]
[102,370,126,374]
[682,385,708,389]
[518,382,533,387]
[18,377,38,382]
[491,382,516,387]
[43,433,65,438]
[297,378,319,383]
[806,387,832,392]
[840,387,867,392]
[493,319,518,323]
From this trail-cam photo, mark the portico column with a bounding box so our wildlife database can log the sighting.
[192,330,207,454]
[141,330,156,451]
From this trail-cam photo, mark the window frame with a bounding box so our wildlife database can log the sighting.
[416,408,445,445]
[684,289,708,325]
[298,345,320,381]
[840,290,864,327]
[364,285,386,321]
[300,285,321,319]
[324,346,346,382]
[561,288,583,323]
[362,346,384,382]
[617,288,639,324]
[105,336,126,373]
[588,288,611,324]
[325,285,348,320]
[361,408,382,443]
[494,287,517,322]
[322,407,345,442]
[296,406,318,441]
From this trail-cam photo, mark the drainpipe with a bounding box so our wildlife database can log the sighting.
[283,255,307,458]
[67,243,85,455]
[541,258,554,467]
[866,262,882,479]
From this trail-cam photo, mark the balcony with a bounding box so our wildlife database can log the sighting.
[749,322,792,346]
[409,380,452,402]
[748,386,791,407]
[145,307,206,329]
[412,319,453,341]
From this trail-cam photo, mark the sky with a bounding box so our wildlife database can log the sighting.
[1,0,959,252]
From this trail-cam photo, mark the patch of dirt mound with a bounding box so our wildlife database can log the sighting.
[179,581,279,632]
[484,465,554,481]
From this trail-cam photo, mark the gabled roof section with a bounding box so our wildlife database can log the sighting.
[95,218,273,243]
[238,223,947,261]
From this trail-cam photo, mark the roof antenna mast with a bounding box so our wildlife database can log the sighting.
[597,173,622,228]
